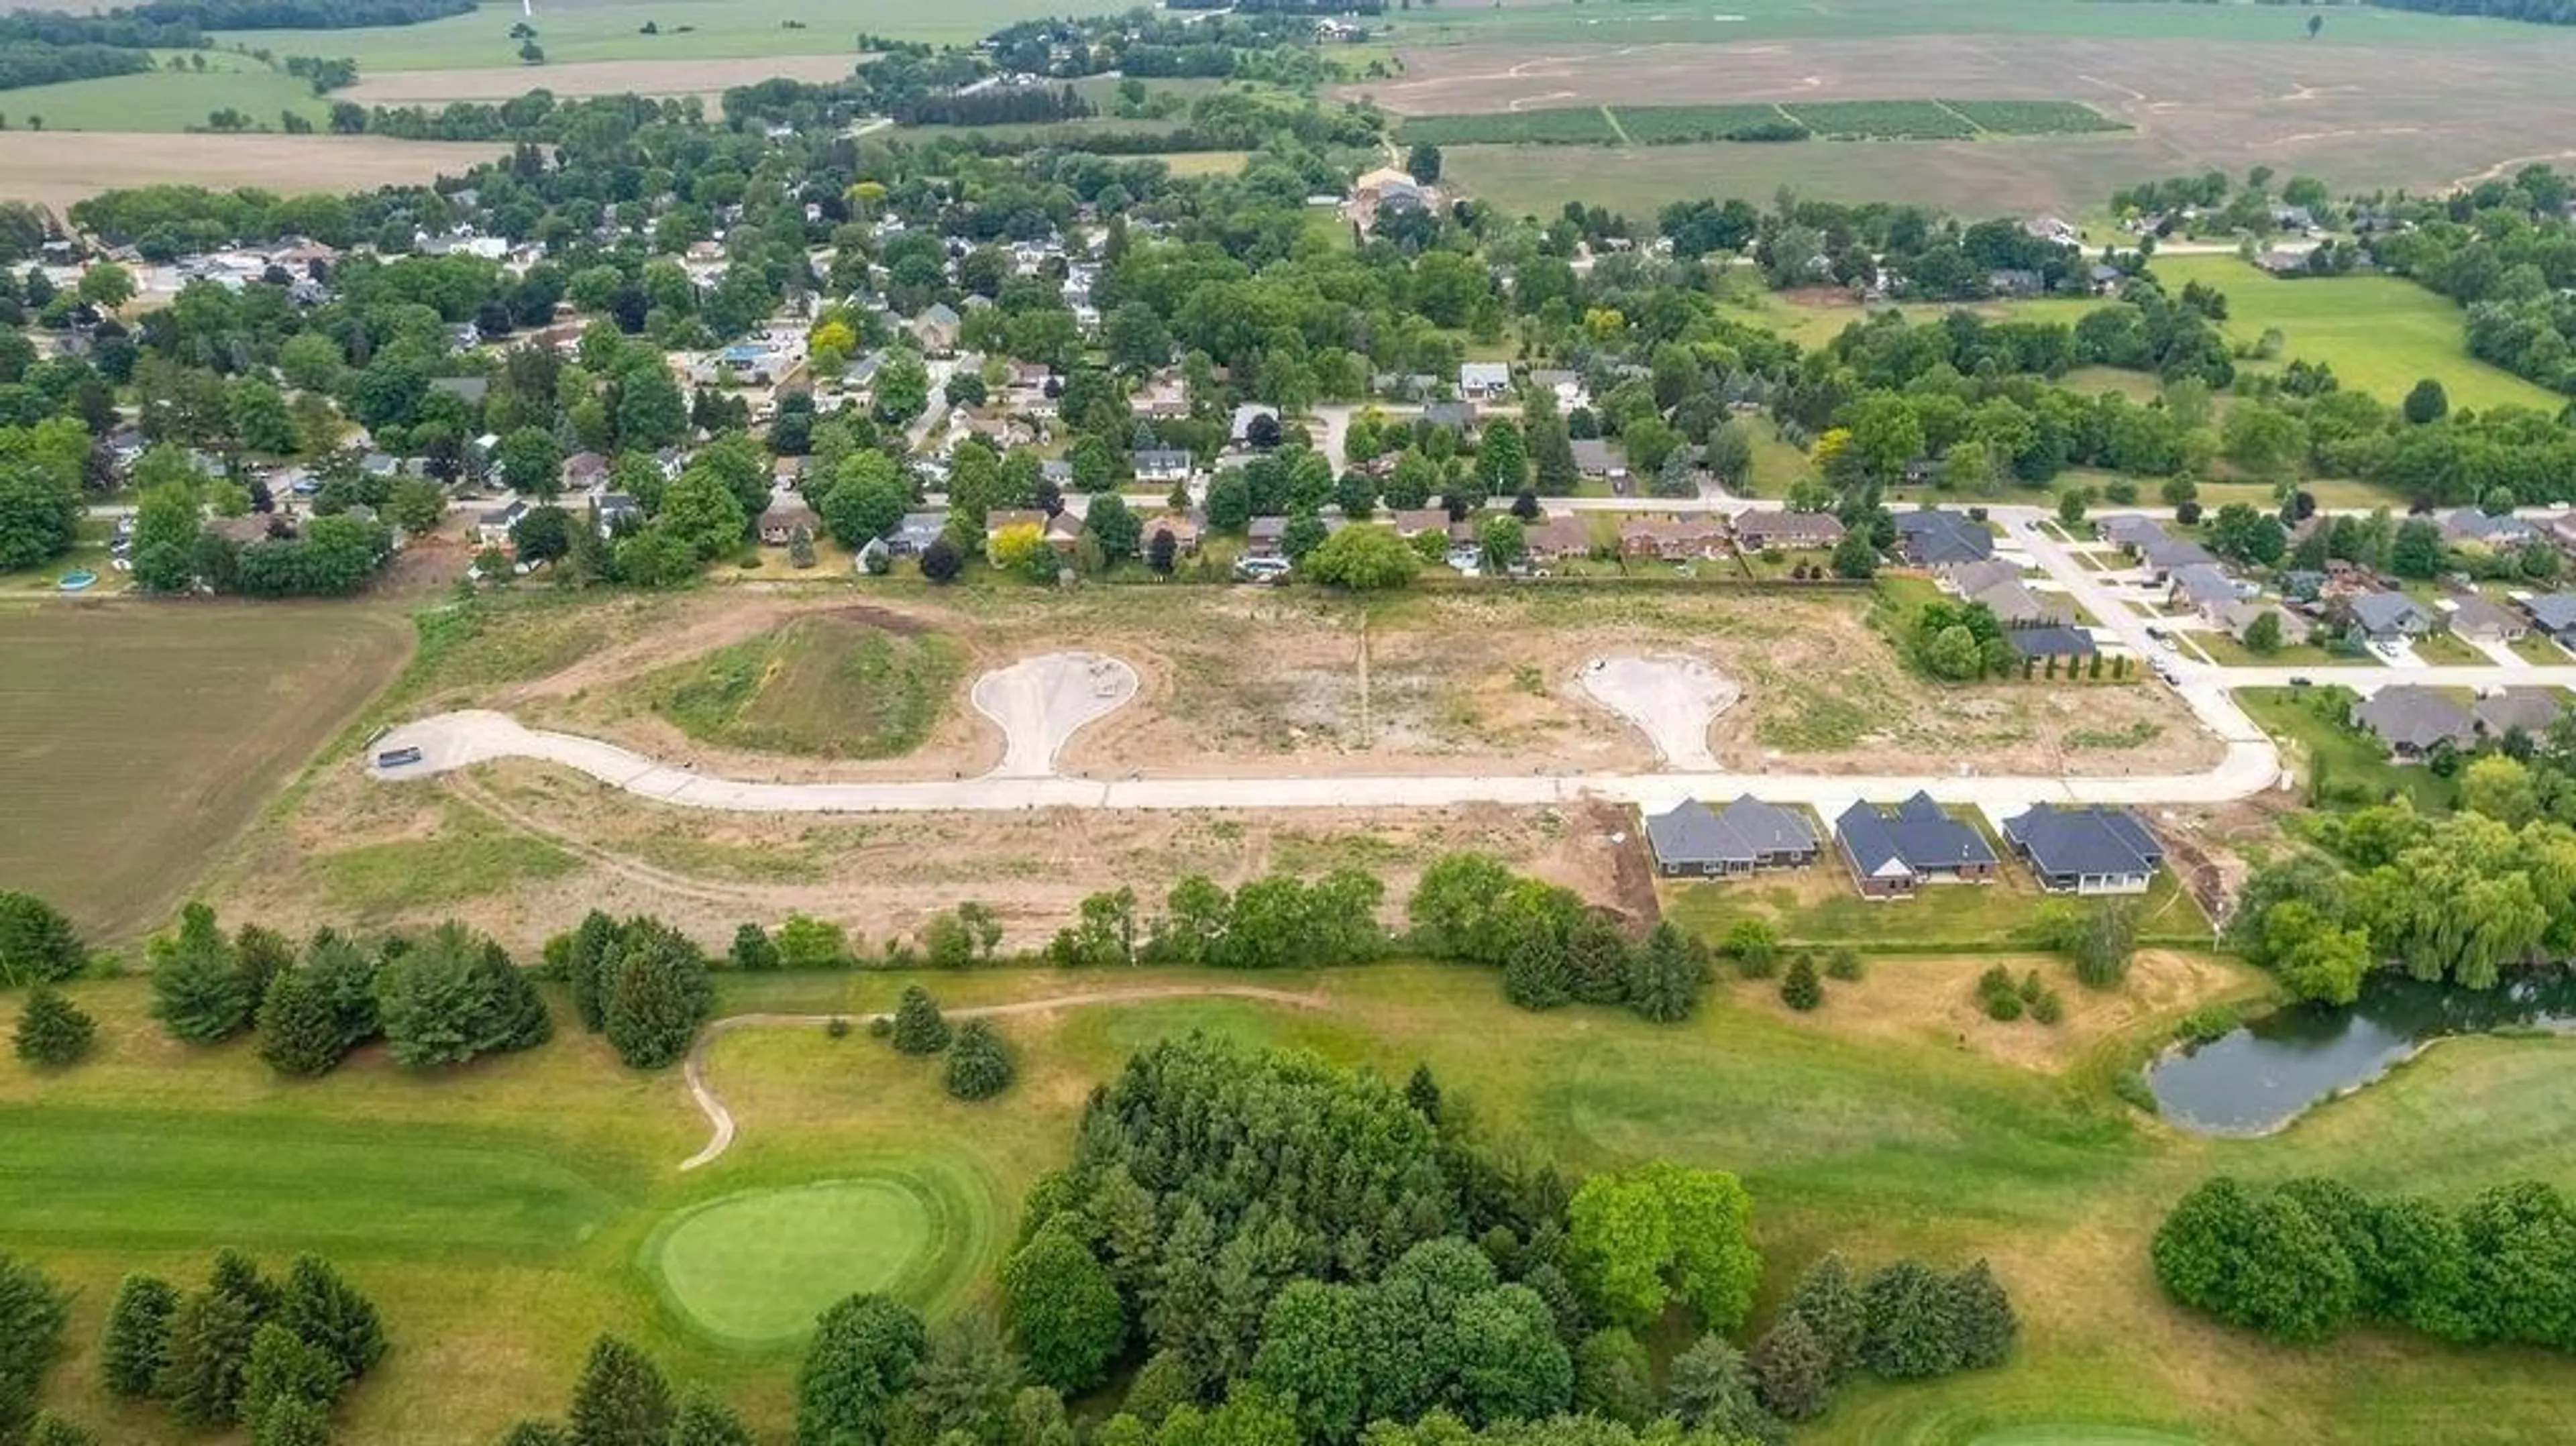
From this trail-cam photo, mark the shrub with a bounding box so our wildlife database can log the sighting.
[2030,989,2065,1025]
[943,1019,1014,1101]
[890,986,949,1054]
[0,891,85,986]
[1780,955,1823,1011]
[1747,1313,1831,1422]
[825,1015,852,1039]
[1983,991,2025,1022]
[11,984,93,1066]
[1823,947,1864,981]
[1721,918,1778,979]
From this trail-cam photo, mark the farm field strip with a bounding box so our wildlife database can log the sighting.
[1396,97,2122,147]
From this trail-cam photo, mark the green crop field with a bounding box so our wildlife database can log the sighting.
[1397,107,1620,148]
[2148,254,2565,414]
[0,602,412,939]
[13,961,2576,1443]
[647,611,963,759]
[0,50,325,133]
[1941,99,2131,136]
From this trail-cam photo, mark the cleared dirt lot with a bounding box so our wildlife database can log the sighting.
[0,133,505,215]
[337,54,861,105]
[1350,34,2576,213]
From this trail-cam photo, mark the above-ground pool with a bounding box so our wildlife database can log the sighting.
[56,570,96,593]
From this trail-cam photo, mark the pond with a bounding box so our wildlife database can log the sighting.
[2146,970,2576,1135]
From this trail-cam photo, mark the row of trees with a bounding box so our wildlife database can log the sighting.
[96,1249,386,1442]
[553,913,715,1070]
[1405,854,1715,1022]
[2154,1175,2576,1350]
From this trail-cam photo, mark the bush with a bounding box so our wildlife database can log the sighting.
[1823,947,1864,981]
[2151,1176,2361,1343]
[890,985,949,1054]
[1780,955,1823,1011]
[1982,991,2025,1022]
[826,1015,852,1039]
[1722,918,1778,979]
[11,984,94,1066]
[943,1019,1014,1100]
[2029,989,2065,1025]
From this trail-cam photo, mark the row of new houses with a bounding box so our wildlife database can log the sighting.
[1644,795,2166,897]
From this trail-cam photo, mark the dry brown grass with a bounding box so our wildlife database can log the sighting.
[337,54,861,105]
[0,133,505,215]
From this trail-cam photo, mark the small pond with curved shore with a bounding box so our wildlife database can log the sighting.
[2147,970,2576,1135]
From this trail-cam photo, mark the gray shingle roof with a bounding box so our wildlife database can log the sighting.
[2353,685,2473,752]
[1835,792,1996,877]
[2351,592,2432,634]
[2526,594,2576,633]
[1895,510,1991,565]
[2006,625,2098,659]
[2004,804,2163,879]
[1645,797,1817,867]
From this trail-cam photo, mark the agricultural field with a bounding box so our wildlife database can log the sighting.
[0,49,325,133]
[1395,99,2123,148]
[15,954,2576,1445]
[0,602,413,940]
[2149,254,2566,414]
[335,54,863,105]
[1351,15,2576,218]
[0,131,505,214]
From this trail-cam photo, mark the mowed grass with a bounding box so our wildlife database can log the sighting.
[645,1178,948,1350]
[2238,685,2455,812]
[0,52,323,132]
[1660,856,2212,950]
[2149,254,2563,414]
[14,961,2576,1443]
[0,602,412,939]
[648,610,963,760]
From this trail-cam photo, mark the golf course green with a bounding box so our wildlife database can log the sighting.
[643,1176,949,1349]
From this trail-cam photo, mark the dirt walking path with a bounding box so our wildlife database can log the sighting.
[678,985,1332,1170]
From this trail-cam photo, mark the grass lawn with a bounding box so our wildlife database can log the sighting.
[2190,633,2362,669]
[2410,631,2487,665]
[2149,255,2564,414]
[2193,477,2401,510]
[643,1178,959,1351]
[2511,630,2570,665]
[2238,685,2455,812]
[0,602,413,940]
[17,956,2576,1444]
[1662,855,2211,951]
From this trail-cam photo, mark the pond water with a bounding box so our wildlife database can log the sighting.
[2146,971,2576,1135]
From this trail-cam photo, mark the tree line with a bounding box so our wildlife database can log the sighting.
[0,41,150,92]
[2155,1174,2576,1350]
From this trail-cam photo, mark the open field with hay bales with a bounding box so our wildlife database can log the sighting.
[0,602,413,940]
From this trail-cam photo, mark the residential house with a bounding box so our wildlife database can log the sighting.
[2220,600,2312,647]
[1043,510,1083,554]
[2095,514,2166,551]
[912,302,961,356]
[1894,510,1992,566]
[1143,512,1201,555]
[1528,368,1589,411]
[2347,591,2436,639]
[207,513,280,547]
[1569,439,1627,484]
[590,492,642,537]
[1644,797,1821,878]
[1391,508,1453,540]
[758,496,820,545]
[2474,687,2567,739]
[1833,793,2000,898]
[2002,804,2165,895]
[1458,362,1511,402]
[2442,509,2536,549]
[2443,594,2525,643]
[1971,577,2065,628]
[2167,562,2249,620]
[474,499,527,547]
[1130,372,1190,420]
[1524,514,1593,563]
[2256,247,2313,276]
[1619,516,1729,562]
[564,451,609,491]
[2023,215,2081,246]
[2523,593,2576,643]
[1230,403,1280,447]
[2006,626,2098,663]
[2134,531,2218,581]
[1420,400,1480,435]
[1935,557,2022,597]
[1132,449,1195,485]
[1245,515,1290,560]
[2353,685,2475,757]
[888,512,949,555]
[1731,509,1846,552]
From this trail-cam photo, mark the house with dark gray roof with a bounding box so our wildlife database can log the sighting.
[2135,532,2218,579]
[1569,438,1625,481]
[2002,804,2164,895]
[2353,685,2474,757]
[1833,793,1999,898]
[2006,625,2098,662]
[2524,593,2576,641]
[2443,594,2524,643]
[2347,591,2435,638]
[2441,508,2535,548]
[1969,577,2063,628]
[1894,510,1992,566]
[2474,687,2566,739]
[1643,797,1821,878]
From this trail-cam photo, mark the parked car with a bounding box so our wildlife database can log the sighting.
[1233,556,1291,583]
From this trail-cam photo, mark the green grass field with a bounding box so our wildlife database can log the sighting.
[647,610,962,759]
[0,51,325,133]
[2239,685,2455,812]
[1662,854,2212,951]
[644,1178,959,1350]
[2148,255,2563,414]
[15,960,2576,1444]
[0,602,413,939]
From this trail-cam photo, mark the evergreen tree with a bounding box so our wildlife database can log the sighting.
[944,1020,1015,1101]
[0,890,84,986]
[209,1249,277,1321]
[156,1289,260,1428]
[1779,955,1823,1012]
[99,1274,178,1398]
[1501,931,1572,1010]
[25,1412,96,1446]
[565,1336,672,1446]
[253,1396,333,1446]
[1746,1314,1832,1423]
[1002,1225,1125,1393]
[0,1253,68,1446]
[301,932,380,1050]
[376,926,549,1067]
[1664,1335,1779,1443]
[729,923,780,972]
[1786,1254,1867,1381]
[667,1390,754,1446]
[234,924,296,1002]
[1859,1260,1957,1380]
[276,1256,384,1382]
[890,986,950,1055]
[151,903,252,1044]
[1624,922,1710,1023]
[11,984,94,1066]
[600,920,712,1070]
[1563,913,1631,1006]
[565,910,621,1032]
[494,1422,570,1446]
[238,1323,347,1427]
[1403,1063,1442,1123]
[256,968,349,1076]
[1117,1350,1193,1429]
[798,1294,927,1446]
[475,940,553,1053]
[1939,1260,2017,1370]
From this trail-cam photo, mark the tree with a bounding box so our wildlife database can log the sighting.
[1479,515,1527,572]
[600,920,712,1070]
[615,367,688,452]
[1568,1162,1760,1332]
[2150,1176,2361,1343]
[945,1019,1016,1101]
[256,965,350,1076]
[156,1287,259,1427]
[920,535,963,583]
[1571,1327,1654,1425]
[1406,143,1443,184]
[566,1336,671,1446]
[0,891,83,986]
[1502,930,1572,1011]
[729,924,780,972]
[1747,1313,1832,1422]
[1663,1336,1776,1443]
[0,1254,66,1446]
[276,1256,384,1382]
[669,1391,755,1446]
[1829,529,1878,579]
[1624,922,1709,1024]
[1787,1254,1867,1380]
[2055,486,2089,526]
[374,924,550,1068]
[1779,954,1823,1011]
[11,985,93,1066]
[238,1322,346,1429]
[100,1274,179,1399]
[891,985,950,1054]
[1939,1261,2017,1370]
[1086,493,1140,563]
[0,459,78,573]
[151,903,252,1044]
[798,1294,927,1446]
[1280,513,1329,565]
[76,261,134,311]
[1859,1260,1956,1380]
[821,461,911,547]
[498,426,564,499]
[2243,609,2284,655]
[1003,1224,1126,1394]
[27,1414,97,1446]
[2389,516,2444,579]
[2403,378,2449,425]
[254,1397,333,1446]
[1303,524,1420,590]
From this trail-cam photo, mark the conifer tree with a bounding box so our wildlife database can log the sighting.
[253,1396,332,1446]
[11,985,94,1066]
[238,1323,346,1427]
[565,1336,672,1446]
[156,1289,259,1427]
[256,969,348,1076]
[666,1390,754,1446]
[99,1274,179,1398]
[890,986,950,1054]
[276,1256,385,1382]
